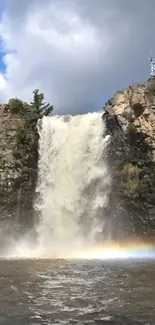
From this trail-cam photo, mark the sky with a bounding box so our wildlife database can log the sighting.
[0,0,155,114]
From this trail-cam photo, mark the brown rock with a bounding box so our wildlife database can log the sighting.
[103,80,155,238]
[130,90,146,107]
[143,108,150,116]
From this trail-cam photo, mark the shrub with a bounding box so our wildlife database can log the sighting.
[126,178,139,193]
[132,103,144,118]
[15,125,28,146]
[9,98,25,115]
[13,149,22,160]
[146,79,155,103]
[123,163,139,178]
[122,163,140,194]
[127,122,136,134]
[9,90,54,119]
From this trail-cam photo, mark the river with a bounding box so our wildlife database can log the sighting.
[0,258,154,325]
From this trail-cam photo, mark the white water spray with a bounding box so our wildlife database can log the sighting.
[35,112,111,256]
[2,113,155,260]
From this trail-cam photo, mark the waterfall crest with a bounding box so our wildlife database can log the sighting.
[36,112,111,256]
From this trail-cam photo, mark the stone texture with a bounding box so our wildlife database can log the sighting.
[1,79,155,241]
[0,104,38,234]
[103,80,155,240]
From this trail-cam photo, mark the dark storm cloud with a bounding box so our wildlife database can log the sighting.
[0,0,155,113]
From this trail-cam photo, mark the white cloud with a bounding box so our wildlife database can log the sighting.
[0,72,7,89]
[0,0,155,113]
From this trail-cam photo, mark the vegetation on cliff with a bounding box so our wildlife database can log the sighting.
[1,78,155,239]
[146,78,155,104]
[103,79,155,238]
[0,90,53,225]
[8,89,53,118]
[10,89,54,174]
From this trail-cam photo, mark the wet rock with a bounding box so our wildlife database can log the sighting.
[0,104,37,229]
[103,80,155,238]
[139,167,150,179]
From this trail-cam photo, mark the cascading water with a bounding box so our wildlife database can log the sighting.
[35,112,111,257]
[2,113,154,260]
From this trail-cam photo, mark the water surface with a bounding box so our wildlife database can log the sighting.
[0,258,154,324]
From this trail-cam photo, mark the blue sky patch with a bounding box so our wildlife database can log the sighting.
[0,50,6,73]
[0,36,6,73]
[0,0,6,73]
[0,0,6,16]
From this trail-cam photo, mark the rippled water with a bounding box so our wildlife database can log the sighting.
[0,259,155,324]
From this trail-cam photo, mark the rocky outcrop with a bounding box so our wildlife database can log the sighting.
[103,79,155,239]
[1,80,155,241]
[0,104,38,234]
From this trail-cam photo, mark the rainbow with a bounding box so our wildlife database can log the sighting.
[1,238,155,260]
[63,240,155,260]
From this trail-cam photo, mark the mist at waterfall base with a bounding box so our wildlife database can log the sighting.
[1,112,155,260]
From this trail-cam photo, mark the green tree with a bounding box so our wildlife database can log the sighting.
[28,89,54,118]
[9,98,26,115]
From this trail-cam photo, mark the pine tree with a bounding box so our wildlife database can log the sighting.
[29,89,54,118]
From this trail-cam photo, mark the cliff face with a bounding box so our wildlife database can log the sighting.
[103,79,155,239]
[1,80,155,241]
[0,104,38,235]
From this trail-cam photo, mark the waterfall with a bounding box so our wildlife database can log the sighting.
[35,112,111,256]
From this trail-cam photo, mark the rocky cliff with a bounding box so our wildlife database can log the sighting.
[0,103,38,236]
[1,80,155,241]
[103,78,155,239]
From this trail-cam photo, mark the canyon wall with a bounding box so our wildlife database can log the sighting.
[0,103,38,234]
[103,79,155,239]
[1,79,155,239]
